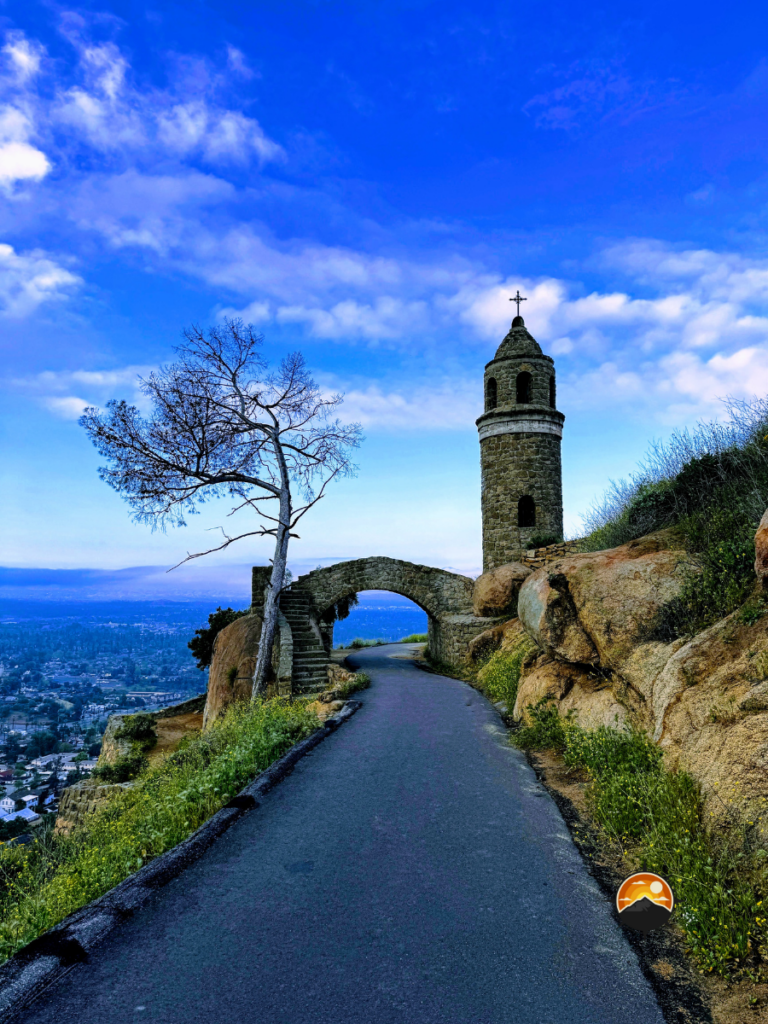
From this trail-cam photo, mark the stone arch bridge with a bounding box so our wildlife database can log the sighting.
[252,557,496,693]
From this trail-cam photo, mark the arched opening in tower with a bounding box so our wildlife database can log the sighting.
[486,377,497,410]
[549,375,556,408]
[516,371,532,404]
[518,495,536,528]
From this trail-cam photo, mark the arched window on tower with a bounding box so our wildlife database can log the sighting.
[518,495,536,528]
[549,375,556,408]
[516,371,532,404]
[486,377,497,411]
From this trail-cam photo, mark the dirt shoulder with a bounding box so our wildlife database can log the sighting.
[528,747,768,1024]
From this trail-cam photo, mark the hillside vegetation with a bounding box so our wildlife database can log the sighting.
[580,397,768,638]
[0,697,319,965]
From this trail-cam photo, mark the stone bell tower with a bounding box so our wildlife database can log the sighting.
[476,300,565,572]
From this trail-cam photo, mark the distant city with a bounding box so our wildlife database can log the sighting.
[0,592,427,839]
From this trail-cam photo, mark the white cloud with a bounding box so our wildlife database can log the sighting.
[14,365,154,420]
[226,46,254,79]
[0,103,50,188]
[157,103,284,164]
[0,140,49,186]
[0,244,80,316]
[0,28,283,172]
[276,297,430,340]
[70,169,234,253]
[43,395,90,419]
[3,32,44,82]
[322,377,479,430]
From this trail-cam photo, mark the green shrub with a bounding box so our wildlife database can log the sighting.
[563,723,661,778]
[114,713,157,751]
[348,637,385,649]
[188,607,249,670]
[513,700,767,976]
[399,633,428,643]
[647,505,758,640]
[581,398,768,561]
[476,635,536,709]
[528,532,563,549]
[513,698,569,749]
[320,594,359,625]
[0,697,319,964]
[91,752,147,784]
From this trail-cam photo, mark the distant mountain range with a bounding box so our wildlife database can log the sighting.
[0,564,253,602]
[0,564,425,607]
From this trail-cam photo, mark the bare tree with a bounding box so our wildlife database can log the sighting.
[80,319,362,695]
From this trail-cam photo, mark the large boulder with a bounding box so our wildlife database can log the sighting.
[203,614,264,729]
[518,571,598,665]
[513,655,628,732]
[473,563,532,618]
[518,530,692,671]
[651,611,768,827]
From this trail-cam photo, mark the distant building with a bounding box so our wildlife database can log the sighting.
[29,753,77,770]
[1,808,41,825]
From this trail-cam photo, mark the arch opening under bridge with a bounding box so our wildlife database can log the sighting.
[255,557,499,691]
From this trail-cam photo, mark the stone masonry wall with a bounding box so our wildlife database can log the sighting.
[520,538,581,571]
[292,556,475,619]
[480,431,563,571]
[484,355,555,411]
[429,614,506,666]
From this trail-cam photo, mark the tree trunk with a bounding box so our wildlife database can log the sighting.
[252,476,291,697]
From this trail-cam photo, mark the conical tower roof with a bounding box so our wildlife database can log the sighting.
[493,315,543,360]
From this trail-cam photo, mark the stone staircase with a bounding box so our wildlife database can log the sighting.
[279,588,330,693]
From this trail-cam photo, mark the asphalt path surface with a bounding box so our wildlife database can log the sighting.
[16,645,665,1024]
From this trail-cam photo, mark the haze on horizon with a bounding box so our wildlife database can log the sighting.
[4,0,768,591]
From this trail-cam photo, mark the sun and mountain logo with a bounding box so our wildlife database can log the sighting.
[616,873,674,933]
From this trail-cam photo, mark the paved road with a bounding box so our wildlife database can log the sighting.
[17,646,664,1024]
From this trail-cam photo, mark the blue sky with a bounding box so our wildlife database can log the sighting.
[3,0,768,594]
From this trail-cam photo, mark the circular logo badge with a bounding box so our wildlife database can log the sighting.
[616,872,674,933]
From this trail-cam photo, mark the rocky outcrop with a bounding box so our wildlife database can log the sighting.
[472,563,532,618]
[55,779,133,836]
[511,527,768,827]
[203,614,265,729]
[513,657,629,732]
[517,530,691,672]
[99,695,206,768]
[327,663,357,686]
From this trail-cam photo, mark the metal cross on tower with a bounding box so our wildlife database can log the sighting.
[509,290,527,316]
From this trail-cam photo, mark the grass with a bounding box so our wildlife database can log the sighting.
[345,637,386,649]
[475,633,537,709]
[0,697,319,965]
[331,672,371,699]
[515,699,768,978]
[399,633,428,643]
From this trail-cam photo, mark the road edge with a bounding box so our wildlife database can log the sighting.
[0,699,363,1023]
